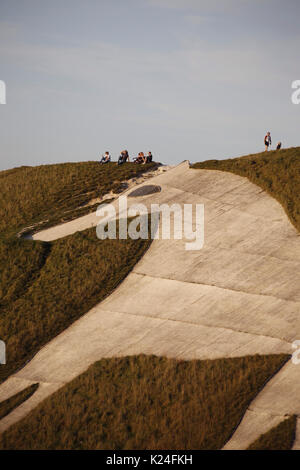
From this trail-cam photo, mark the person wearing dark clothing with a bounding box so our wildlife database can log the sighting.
[134,152,145,164]
[145,151,153,163]
[100,151,111,164]
[118,150,130,165]
[264,132,272,151]
[118,152,125,165]
[276,142,282,150]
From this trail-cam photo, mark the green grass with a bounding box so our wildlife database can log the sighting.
[247,415,297,450]
[0,354,289,450]
[192,147,300,233]
[0,162,156,383]
[0,383,39,420]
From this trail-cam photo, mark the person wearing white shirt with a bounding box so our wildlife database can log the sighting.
[264,132,272,151]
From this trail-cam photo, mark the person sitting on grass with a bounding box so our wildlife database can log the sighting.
[118,150,130,165]
[134,152,145,164]
[100,151,111,164]
[117,151,124,165]
[276,142,282,150]
[144,151,153,164]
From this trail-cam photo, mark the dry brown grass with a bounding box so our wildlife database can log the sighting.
[0,221,152,384]
[0,158,295,450]
[0,161,157,236]
[0,354,289,450]
[247,415,297,450]
[0,162,156,384]
[193,147,300,232]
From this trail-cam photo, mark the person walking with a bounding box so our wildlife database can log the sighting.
[264,132,272,151]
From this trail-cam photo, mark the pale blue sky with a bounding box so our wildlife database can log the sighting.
[0,0,299,170]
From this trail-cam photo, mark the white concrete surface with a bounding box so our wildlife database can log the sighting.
[0,161,299,448]
[224,360,300,449]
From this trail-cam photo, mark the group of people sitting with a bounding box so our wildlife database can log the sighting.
[100,150,153,165]
[133,151,153,165]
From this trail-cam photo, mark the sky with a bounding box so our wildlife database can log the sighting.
[0,0,299,170]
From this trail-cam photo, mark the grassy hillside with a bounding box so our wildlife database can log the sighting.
[247,415,297,450]
[0,162,155,383]
[193,147,300,233]
[0,222,152,384]
[0,161,157,237]
[0,354,289,450]
[0,157,295,450]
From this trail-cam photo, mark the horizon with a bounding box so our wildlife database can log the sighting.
[0,0,300,171]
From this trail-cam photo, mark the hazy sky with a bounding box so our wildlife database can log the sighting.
[0,0,299,170]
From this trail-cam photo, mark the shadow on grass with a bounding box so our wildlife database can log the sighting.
[0,383,39,420]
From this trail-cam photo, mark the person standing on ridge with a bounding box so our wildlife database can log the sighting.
[264,132,272,151]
